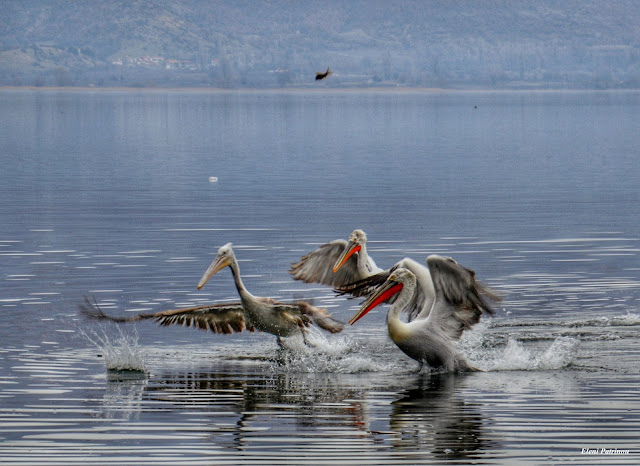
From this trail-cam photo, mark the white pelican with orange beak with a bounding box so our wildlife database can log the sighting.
[348,256,501,372]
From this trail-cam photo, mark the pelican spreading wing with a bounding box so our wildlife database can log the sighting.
[80,243,344,346]
[348,255,501,372]
[80,297,255,334]
[290,230,382,289]
[292,230,436,319]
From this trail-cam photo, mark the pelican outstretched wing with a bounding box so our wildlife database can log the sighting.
[290,240,362,288]
[79,296,254,334]
[426,256,502,340]
[335,268,393,298]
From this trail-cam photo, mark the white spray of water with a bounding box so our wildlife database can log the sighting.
[80,325,148,372]
[271,329,403,374]
[473,336,579,371]
[459,318,581,371]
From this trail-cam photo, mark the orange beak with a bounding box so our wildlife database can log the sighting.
[348,280,403,325]
[333,242,361,273]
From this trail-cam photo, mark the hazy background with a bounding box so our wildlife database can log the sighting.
[2,0,640,89]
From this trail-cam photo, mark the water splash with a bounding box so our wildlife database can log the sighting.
[609,311,640,327]
[474,336,579,371]
[270,332,403,374]
[536,336,579,370]
[493,311,640,329]
[80,325,148,372]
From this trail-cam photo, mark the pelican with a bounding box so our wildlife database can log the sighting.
[81,243,344,346]
[315,67,332,80]
[291,229,436,319]
[290,230,382,288]
[196,242,344,344]
[348,256,501,372]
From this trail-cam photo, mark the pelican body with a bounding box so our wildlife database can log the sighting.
[349,256,501,372]
[196,243,344,343]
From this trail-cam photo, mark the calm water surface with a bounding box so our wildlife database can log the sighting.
[1,89,639,464]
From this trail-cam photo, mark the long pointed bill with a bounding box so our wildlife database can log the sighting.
[348,281,403,325]
[197,256,231,290]
[333,242,361,273]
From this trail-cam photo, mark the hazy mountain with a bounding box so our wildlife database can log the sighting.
[1,0,639,88]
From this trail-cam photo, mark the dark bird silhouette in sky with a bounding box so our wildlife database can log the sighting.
[316,67,332,80]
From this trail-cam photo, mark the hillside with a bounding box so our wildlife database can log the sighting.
[1,0,639,88]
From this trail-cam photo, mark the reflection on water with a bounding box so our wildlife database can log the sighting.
[389,374,491,460]
[2,329,640,464]
[2,90,640,464]
[102,371,148,420]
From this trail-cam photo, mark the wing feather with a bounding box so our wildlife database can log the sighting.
[79,296,254,334]
[289,240,363,287]
[426,256,502,340]
[296,301,345,334]
[262,299,345,334]
[334,268,394,298]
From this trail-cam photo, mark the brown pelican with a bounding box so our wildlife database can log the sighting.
[291,230,436,319]
[315,67,332,80]
[348,256,501,372]
[81,243,344,346]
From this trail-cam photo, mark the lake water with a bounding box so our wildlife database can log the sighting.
[1,89,639,464]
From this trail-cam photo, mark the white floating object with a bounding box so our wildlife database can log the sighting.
[208,176,218,183]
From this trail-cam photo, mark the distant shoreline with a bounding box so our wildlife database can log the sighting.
[2,85,637,94]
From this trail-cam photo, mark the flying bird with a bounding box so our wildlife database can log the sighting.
[81,243,344,346]
[315,67,332,80]
[348,255,501,372]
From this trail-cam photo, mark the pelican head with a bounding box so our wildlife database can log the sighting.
[333,229,367,273]
[197,242,235,290]
[348,268,416,325]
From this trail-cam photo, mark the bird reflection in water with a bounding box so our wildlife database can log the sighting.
[107,367,368,451]
[390,373,496,460]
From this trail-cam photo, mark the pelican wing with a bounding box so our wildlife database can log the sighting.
[259,297,346,334]
[335,268,393,298]
[79,296,254,334]
[296,301,345,334]
[426,256,501,340]
[290,240,363,288]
